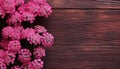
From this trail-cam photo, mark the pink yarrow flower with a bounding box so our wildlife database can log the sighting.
[28,59,44,69]
[31,0,46,4]
[39,2,52,17]
[21,12,35,23]
[34,46,46,58]
[21,65,29,69]
[2,26,14,39]
[0,6,5,18]
[12,66,21,69]
[6,12,22,26]
[21,28,35,39]
[15,0,24,6]
[19,1,40,16]
[13,26,24,40]
[27,33,42,45]
[7,40,21,53]
[0,39,9,50]
[4,51,16,65]
[42,32,54,47]
[18,49,31,64]
[34,25,47,33]
[0,58,6,69]
[11,32,21,40]
[13,26,24,33]
[1,0,15,14]
[0,49,6,59]
[2,26,21,40]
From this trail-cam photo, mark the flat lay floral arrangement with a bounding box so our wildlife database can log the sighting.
[0,0,54,69]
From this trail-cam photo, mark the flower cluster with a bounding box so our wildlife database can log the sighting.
[0,25,54,68]
[0,0,54,69]
[0,0,52,26]
[2,25,54,46]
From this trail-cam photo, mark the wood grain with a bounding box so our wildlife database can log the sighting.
[43,46,120,69]
[43,45,120,69]
[48,0,120,9]
[35,9,120,46]
[43,60,120,69]
[45,46,120,61]
[35,9,120,69]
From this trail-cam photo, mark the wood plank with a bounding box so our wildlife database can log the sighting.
[48,0,120,9]
[43,60,120,69]
[43,46,120,69]
[35,9,120,46]
[45,46,120,61]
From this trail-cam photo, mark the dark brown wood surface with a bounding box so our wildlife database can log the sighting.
[38,0,120,69]
[48,0,120,9]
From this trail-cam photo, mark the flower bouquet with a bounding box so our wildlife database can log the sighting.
[0,0,54,69]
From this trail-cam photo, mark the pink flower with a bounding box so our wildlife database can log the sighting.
[2,26,14,39]
[28,59,43,69]
[21,12,35,23]
[27,33,42,45]
[0,0,52,24]
[31,0,46,4]
[4,51,16,65]
[13,26,24,34]
[17,5,25,14]
[12,66,21,69]
[0,58,6,69]
[11,32,21,40]
[18,1,52,18]
[20,2,40,16]
[0,7,5,18]
[0,49,6,59]
[0,0,53,68]
[21,65,29,69]
[42,32,54,47]
[34,25,47,33]
[1,0,15,14]
[18,49,31,64]
[2,26,23,40]
[34,46,46,58]
[13,26,24,39]
[0,0,4,6]
[39,2,52,17]
[7,40,21,53]
[0,39,9,50]
[6,12,22,26]
[21,28,35,39]
[15,0,24,6]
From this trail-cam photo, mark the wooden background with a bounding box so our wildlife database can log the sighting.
[38,0,120,69]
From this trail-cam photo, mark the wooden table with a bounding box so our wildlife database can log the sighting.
[39,0,120,69]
